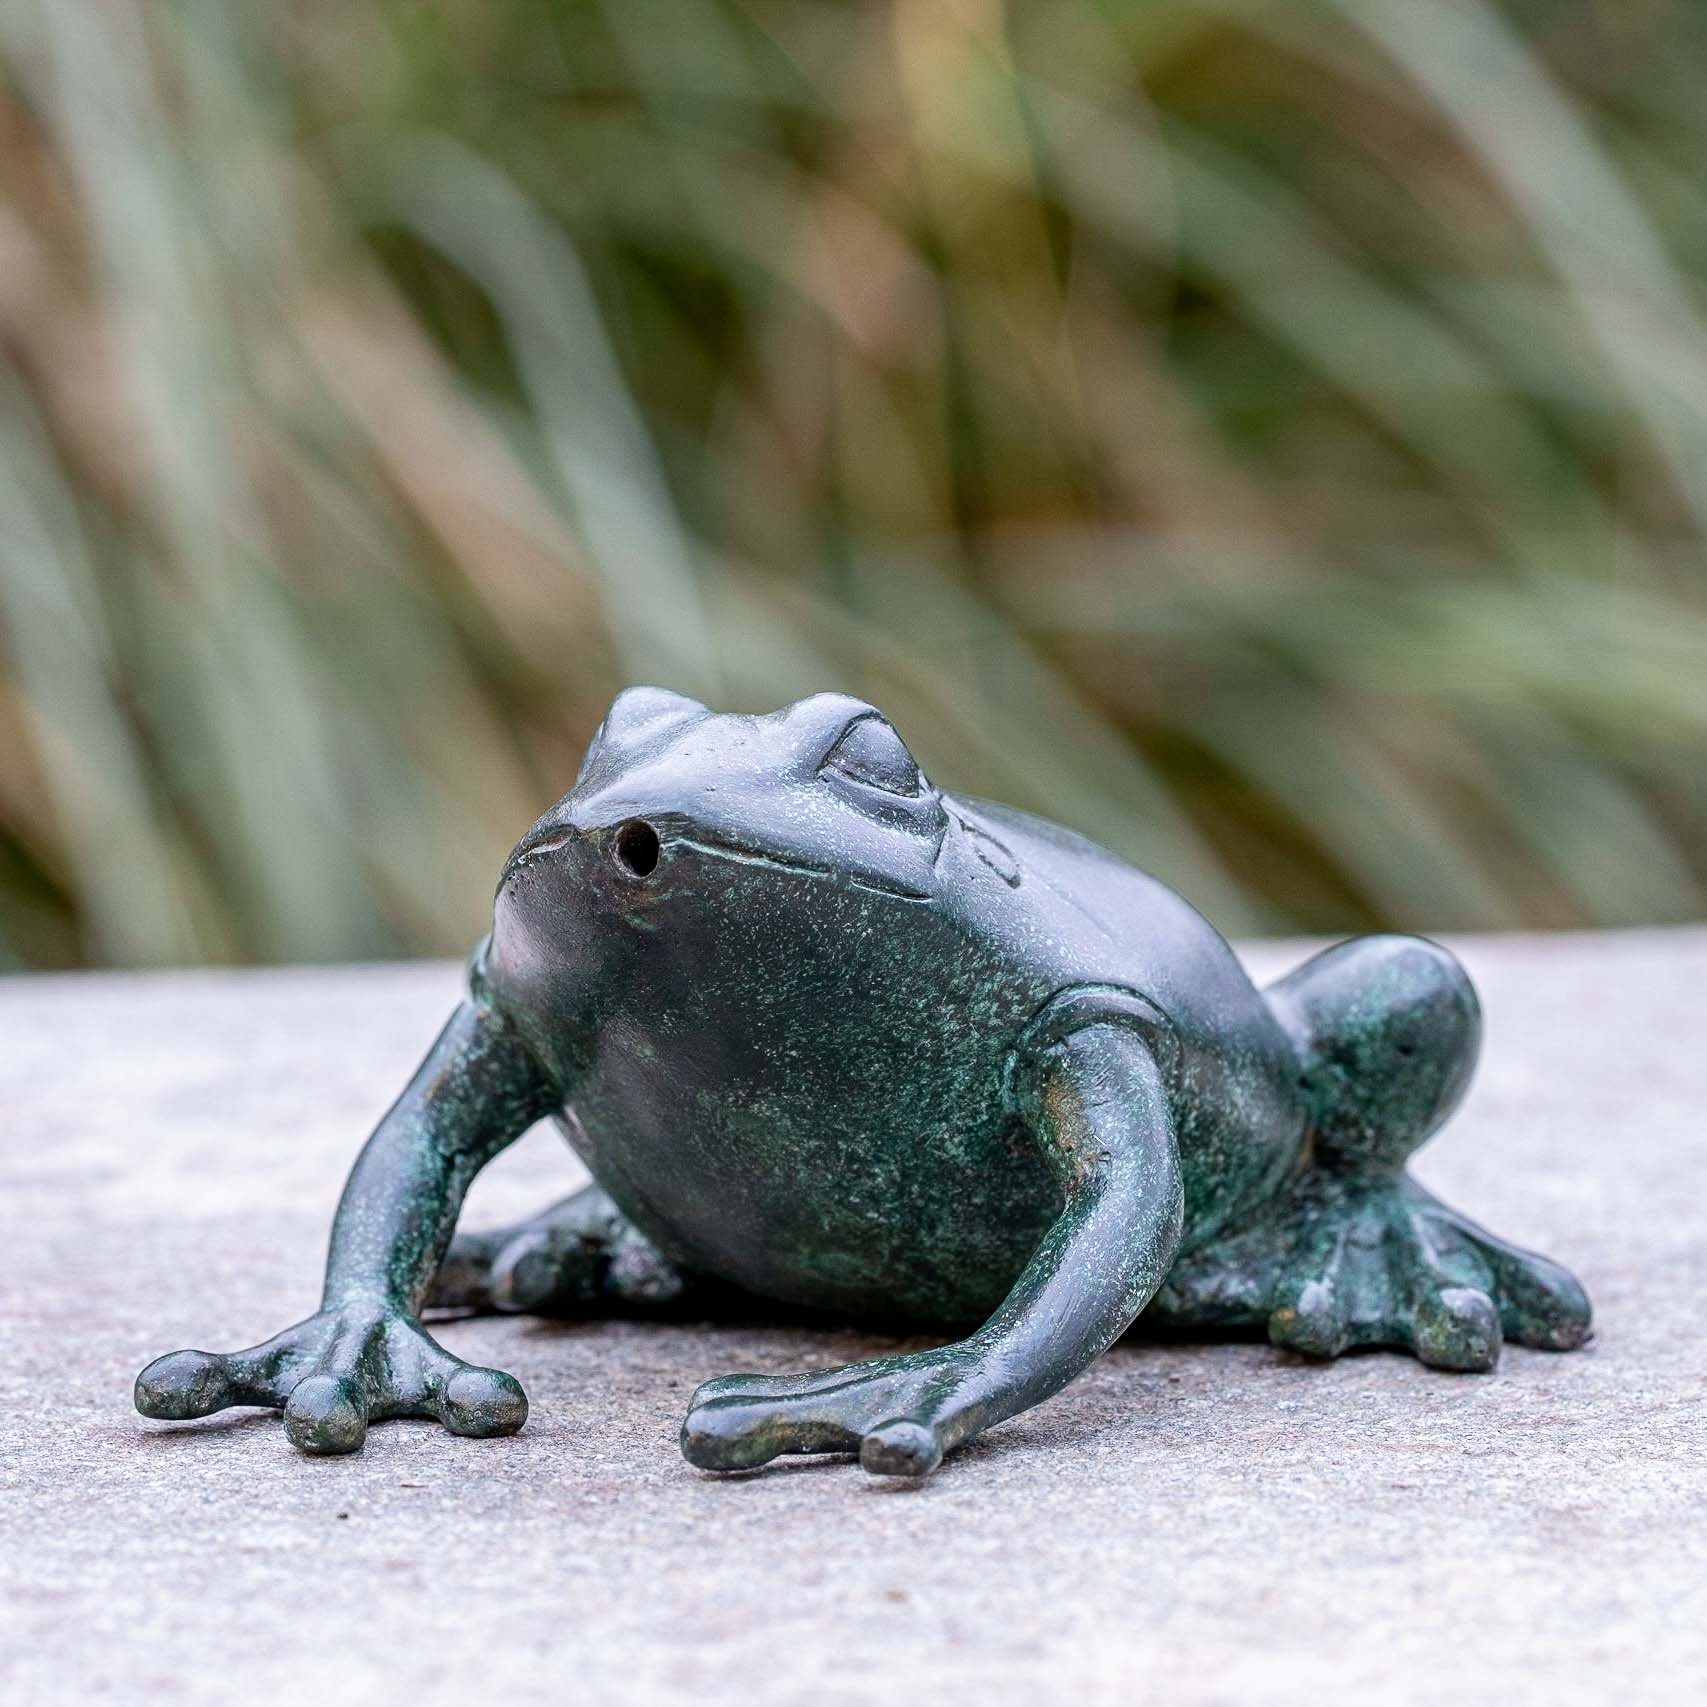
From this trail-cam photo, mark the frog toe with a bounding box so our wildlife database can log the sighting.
[681,1359,953,1475]
[1420,1204,1593,1352]
[284,1374,369,1455]
[680,1369,866,1469]
[135,1347,271,1421]
[1268,1276,1352,1359]
[490,1232,564,1312]
[1381,1198,1505,1369]
[859,1418,944,1478]
[680,1382,860,1470]
[376,1317,530,1440]
[1266,1208,1372,1358]
[436,1365,529,1438]
[1410,1283,1501,1371]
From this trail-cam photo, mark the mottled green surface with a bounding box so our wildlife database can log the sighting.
[137,691,1589,1473]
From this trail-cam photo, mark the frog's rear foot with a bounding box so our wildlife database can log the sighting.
[1150,935,1591,1367]
[426,1184,694,1317]
[1155,1170,1590,1368]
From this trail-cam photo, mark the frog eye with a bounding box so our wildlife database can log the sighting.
[822,716,923,796]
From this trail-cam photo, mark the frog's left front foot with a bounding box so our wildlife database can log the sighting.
[1156,1171,1591,1370]
[681,1349,979,1477]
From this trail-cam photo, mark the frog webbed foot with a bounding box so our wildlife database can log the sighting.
[681,1351,977,1477]
[1273,1175,1591,1368]
[424,1222,591,1315]
[135,1308,527,1454]
[425,1184,689,1317]
[1154,932,1592,1371]
[1158,1173,1592,1371]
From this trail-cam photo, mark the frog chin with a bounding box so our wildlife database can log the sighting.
[674,835,935,903]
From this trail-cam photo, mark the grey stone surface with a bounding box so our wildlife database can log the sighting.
[2,931,1703,1705]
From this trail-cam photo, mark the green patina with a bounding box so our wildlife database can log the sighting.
[137,688,1591,1476]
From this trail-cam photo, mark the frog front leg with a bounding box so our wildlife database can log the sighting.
[135,984,558,1454]
[681,1021,1183,1478]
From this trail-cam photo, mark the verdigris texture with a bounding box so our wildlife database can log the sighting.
[136,690,1592,1475]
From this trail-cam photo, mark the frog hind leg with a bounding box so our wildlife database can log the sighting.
[1151,935,1592,1368]
[426,1183,704,1318]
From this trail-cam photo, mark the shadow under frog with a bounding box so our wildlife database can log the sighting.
[136,689,1593,1476]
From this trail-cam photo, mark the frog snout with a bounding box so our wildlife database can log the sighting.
[610,819,661,879]
[502,814,665,889]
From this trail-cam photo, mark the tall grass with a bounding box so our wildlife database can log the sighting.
[1,0,1705,968]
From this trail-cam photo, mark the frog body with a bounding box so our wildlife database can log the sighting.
[503,797,1303,1326]
[137,689,1593,1476]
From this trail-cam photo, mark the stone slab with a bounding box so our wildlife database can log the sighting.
[2,931,1703,1704]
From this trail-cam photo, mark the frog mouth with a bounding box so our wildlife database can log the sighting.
[500,822,935,903]
[674,835,934,902]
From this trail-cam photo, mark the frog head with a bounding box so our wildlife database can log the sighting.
[488,688,950,999]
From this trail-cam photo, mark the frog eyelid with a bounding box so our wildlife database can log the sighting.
[573,720,609,786]
[819,714,926,798]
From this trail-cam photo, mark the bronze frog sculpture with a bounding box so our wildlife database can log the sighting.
[136,689,1592,1476]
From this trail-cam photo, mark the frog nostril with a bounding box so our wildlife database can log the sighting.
[612,819,661,878]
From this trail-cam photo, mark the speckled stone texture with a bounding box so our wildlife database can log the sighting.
[2,931,1703,1705]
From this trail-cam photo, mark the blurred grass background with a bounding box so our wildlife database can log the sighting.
[2,0,1706,969]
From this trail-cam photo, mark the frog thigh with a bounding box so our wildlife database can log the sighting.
[1147,935,1591,1366]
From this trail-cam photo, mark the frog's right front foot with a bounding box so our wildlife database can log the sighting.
[135,1306,527,1455]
